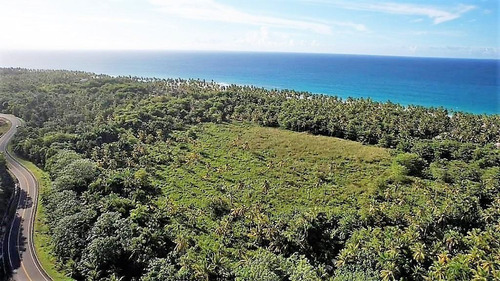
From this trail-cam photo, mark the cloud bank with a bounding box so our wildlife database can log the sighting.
[307,1,476,24]
[149,0,365,34]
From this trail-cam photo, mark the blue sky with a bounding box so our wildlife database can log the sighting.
[0,0,498,58]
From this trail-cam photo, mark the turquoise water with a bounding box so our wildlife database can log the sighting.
[1,51,498,114]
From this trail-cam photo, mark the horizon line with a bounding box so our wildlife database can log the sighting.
[1,48,498,61]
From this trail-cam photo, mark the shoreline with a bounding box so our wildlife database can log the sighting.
[1,65,498,116]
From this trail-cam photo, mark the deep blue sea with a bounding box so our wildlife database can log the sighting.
[1,51,498,114]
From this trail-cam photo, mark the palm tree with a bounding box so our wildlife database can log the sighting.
[174,235,189,254]
[411,242,426,264]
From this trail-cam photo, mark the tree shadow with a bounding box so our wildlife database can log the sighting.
[18,188,33,210]
[1,187,30,279]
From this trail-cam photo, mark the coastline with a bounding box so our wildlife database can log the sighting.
[0,51,498,115]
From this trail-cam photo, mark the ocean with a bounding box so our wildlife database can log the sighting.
[0,50,498,114]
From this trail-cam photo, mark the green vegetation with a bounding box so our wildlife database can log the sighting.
[0,68,499,280]
[0,119,14,281]
[0,119,14,242]
[160,122,390,214]
[0,154,14,224]
[0,118,9,136]
[0,154,14,281]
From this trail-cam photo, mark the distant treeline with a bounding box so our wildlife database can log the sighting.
[0,68,499,281]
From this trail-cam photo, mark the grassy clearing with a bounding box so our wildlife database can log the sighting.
[160,122,392,216]
[10,148,73,281]
[154,122,395,261]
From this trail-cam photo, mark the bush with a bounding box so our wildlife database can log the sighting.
[393,153,426,177]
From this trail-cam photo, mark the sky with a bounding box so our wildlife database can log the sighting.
[0,0,498,58]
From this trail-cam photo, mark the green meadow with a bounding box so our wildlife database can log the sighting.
[160,122,390,215]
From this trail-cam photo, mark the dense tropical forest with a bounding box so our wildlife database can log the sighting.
[0,67,499,280]
[0,120,14,281]
[0,154,14,231]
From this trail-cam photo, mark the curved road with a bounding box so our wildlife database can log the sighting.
[0,114,51,281]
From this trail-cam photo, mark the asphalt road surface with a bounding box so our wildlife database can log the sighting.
[0,114,51,281]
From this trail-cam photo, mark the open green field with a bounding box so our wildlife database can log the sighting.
[155,122,396,268]
[143,122,398,276]
[160,123,391,214]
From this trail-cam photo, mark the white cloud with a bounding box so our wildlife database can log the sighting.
[236,26,288,49]
[332,21,367,32]
[411,30,465,37]
[307,1,476,24]
[76,15,146,25]
[426,46,499,58]
[232,26,325,52]
[149,0,335,34]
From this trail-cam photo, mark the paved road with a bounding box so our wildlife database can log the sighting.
[0,114,51,281]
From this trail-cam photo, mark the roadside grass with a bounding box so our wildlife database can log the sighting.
[9,145,73,281]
